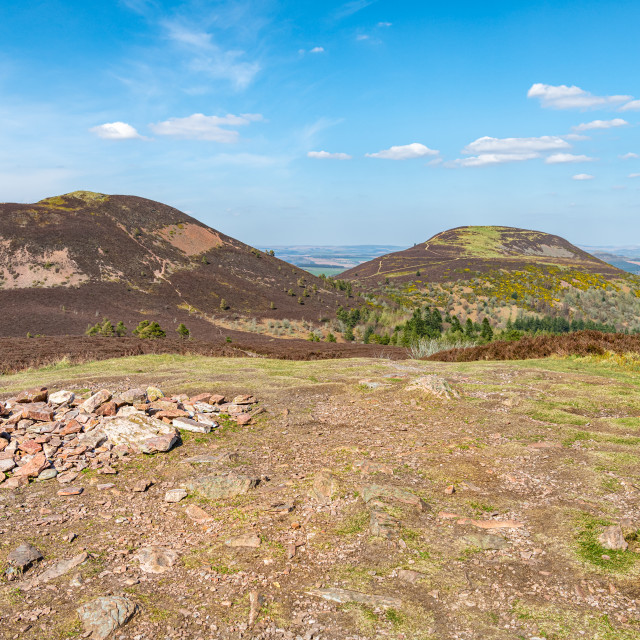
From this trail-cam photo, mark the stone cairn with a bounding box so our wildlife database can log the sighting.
[0,386,257,491]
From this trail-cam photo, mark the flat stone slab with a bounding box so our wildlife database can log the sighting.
[307,587,402,609]
[21,552,87,590]
[186,474,260,500]
[225,532,261,548]
[462,533,509,550]
[137,546,179,573]
[172,417,211,433]
[361,484,429,511]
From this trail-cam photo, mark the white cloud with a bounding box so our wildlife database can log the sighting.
[545,153,595,164]
[527,83,632,110]
[356,34,370,41]
[366,143,439,160]
[310,46,325,53]
[308,151,352,160]
[563,133,590,141]
[629,173,640,178]
[620,100,640,111]
[572,173,594,180]
[150,113,263,142]
[90,122,142,140]
[455,153,540,168]
[463,135,570,155]
[573,118,628,131]
[377,21,392,27]
[620,152,639,159]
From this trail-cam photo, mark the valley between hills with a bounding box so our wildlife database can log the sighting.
[1,191,639,640]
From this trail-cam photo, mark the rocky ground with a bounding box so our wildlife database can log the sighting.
[0,353,639,639]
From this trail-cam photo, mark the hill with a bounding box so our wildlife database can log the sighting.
[341,226,621,284]
[0,191,351,338]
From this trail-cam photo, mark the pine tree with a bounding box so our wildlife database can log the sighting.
[176,323,190,339]
[481,317,493,342]
[101,319,114,337]
[115,321,127,337]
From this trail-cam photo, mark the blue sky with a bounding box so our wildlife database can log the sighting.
[1,0,639,245]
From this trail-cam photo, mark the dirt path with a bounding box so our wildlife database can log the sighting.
[1,355,639,639]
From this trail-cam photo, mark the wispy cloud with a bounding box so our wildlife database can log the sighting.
[573,118,628,131]
[366,143,439,160]
[620,152,639,159]
[333,0,377,21]
[150,113,262,142]
[527,83,632,110]
[310,46,325,54]
[463,135,570,155]
[629,173,640,178]
[119,0,156,16]
[455,153,540,167]
[90,122,143,140]
[545,153,595,164]
[572,173,595,180]
[162,20,260,89]
[377,21,392,27]
[308,151,352,160]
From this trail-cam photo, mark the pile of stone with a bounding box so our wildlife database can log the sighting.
[0,386,258,490]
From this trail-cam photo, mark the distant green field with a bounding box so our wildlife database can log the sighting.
[303,267,346,277]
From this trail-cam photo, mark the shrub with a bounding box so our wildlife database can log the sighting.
[220,298,228,310]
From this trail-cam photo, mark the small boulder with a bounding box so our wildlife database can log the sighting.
[16,387,48,403]
[118,388,146,405]
[598,525,628,551]
[37,468,58,482]
[102,415,180,453]
[0,458,17,473]
[165,488,188,503]
[185,504,214,523]
[49,390,75,405]
[80,389,112,414]
[77,596,137,639]
[310,470,338,503]
[13,452,48,478]
[145,386,164,402]
[397,569,424,584]
[7,543,43,571]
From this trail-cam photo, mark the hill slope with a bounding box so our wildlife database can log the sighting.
[0,191,347,337]
[341,226,622,284]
